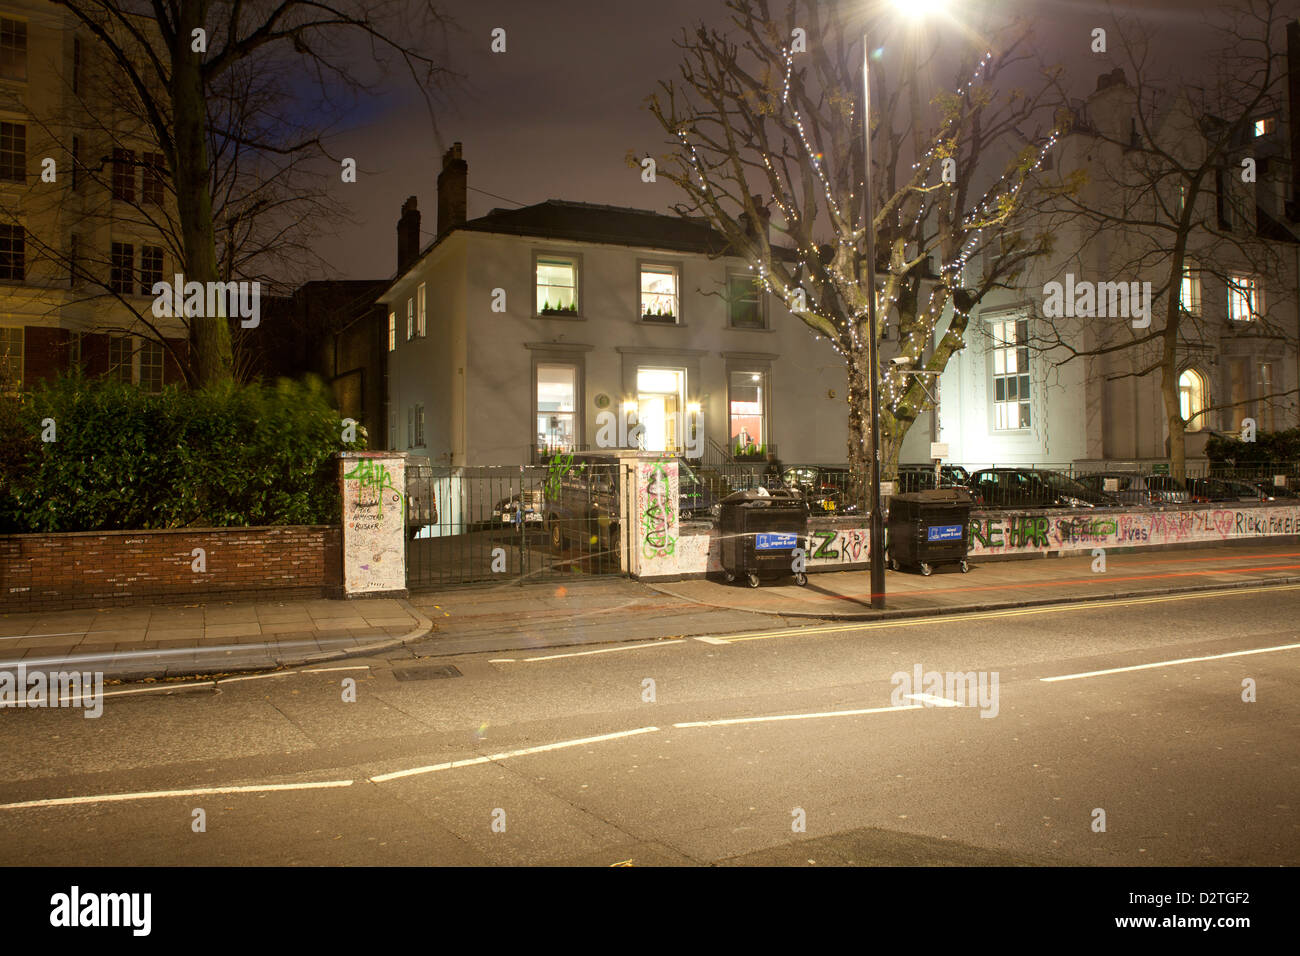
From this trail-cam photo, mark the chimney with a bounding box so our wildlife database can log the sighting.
[397,196,420,274]
[437,142,467,236]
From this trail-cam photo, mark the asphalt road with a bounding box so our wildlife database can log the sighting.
[1,583,1297,866]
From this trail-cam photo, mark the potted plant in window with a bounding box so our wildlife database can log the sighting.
[540,299,577,316]
[733,441,768,462]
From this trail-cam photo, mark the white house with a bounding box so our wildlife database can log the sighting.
[381,143,849,468]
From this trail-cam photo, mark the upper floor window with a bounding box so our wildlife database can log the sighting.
[1228,274,1261,322]
[406,298,414,340]
[387,312,396,352]
[0,326,22,392]
[728,275,764,329]
[991,317,1031,430]
[536,256,578,315]
[640,264,678,322]
[1179,261,1201,315]
[0,224,23,280]
[110,241,134,294]
[0,121,25,182]
[141,152,165,205]
[112,148,135,202]
[0,18,26,82]
[416,282,426,337]
[1254,117,1276,137]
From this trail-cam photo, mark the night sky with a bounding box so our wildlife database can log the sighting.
[311,0,1250,281]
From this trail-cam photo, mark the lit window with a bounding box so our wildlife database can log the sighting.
[0,326,22,392]
[0,18,26,81]
[636,367,686,453]
[111,148,135,202]
[0,121,25,183]
[139,246,163,293]
[728,275,763,329]
[536,364,577,453]
[110,242,134,294]
[416,283,426,337]
[406,298,413,340]
[1255,117,1275,137]
[536,257,578,314]
[1179,368,1207,432]
[387,312,396,352]
[0,224,23,281]
[729,370,766,454]
[139,338,163,392]
[1228,275,1260,322]
[1179,262,1201,315]
[992,317,1031,430]
[640,264,679,322]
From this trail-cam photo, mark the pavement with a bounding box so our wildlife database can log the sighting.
[2,542,1298,681]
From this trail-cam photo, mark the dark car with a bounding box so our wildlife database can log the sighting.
[782,465,857,514]
[1076,471,1189,506]
[968,468,1120,509]
[1187,477,1266,503]
[1251,480,1298,500]
[896,464,975,499]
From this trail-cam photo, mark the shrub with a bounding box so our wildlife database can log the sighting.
[1206,427,1300,465]
[0,374,364,533]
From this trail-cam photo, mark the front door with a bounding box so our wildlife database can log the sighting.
[636,367,685,454]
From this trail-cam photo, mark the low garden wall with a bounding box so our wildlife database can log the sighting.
[639,502,1300,581]
[0,525,342,612]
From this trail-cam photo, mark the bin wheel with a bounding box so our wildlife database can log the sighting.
[959,560,970,574]
[920,562,933,577]
[889,556,899,572]
[793,572,808,587]
[724,570,736,584]
[747,572,761,588]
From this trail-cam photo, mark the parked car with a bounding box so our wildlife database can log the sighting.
[896,464,976,500]
[494,489,543,527]
[1075,471,1189,506]
[1250,480,1299,500]
[1187,477,1267,503]
[781,465,856,514]
[968,468,1120,509]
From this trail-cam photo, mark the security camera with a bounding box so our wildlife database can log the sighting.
[889,356,913,367]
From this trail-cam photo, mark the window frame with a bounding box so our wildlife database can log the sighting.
[416,282,426,337]
[387,312,396,352]
[406,297,414,341]
[0,17,27,82]
[1178,367,1208,433]
[1227,274,1262,323]
[533,251,582,318]
[109,241,135,295]
[1179,260,1201,316]
[0,325,22,393]
[141,152,165,205]
[638,260,682,324]
[0,120,26,184]
[139,245,163,294]
[990,315,1032,432]
[137,337,163,392]
[534,362,580,455]
[111,147,135,203]
[0,222,24,281]
[726,273,766,330]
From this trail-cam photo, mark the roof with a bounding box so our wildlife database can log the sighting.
[454,199,734,255]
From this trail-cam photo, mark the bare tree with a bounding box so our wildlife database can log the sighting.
[1030,0,1297,478]
[645,0,1063,486]
[50,0,453,386]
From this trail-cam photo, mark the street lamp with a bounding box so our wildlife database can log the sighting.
[861,0,948,609]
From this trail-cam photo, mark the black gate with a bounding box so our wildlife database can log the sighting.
[404,461,626,589]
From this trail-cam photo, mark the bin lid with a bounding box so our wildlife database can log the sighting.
[721,488,805,506]
[891,488,972,504]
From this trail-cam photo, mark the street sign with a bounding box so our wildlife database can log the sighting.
[930,442,949,460]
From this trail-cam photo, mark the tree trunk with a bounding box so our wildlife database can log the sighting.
[172,4,233,387]
[1163,365,1187,481]
[845,347,870,509]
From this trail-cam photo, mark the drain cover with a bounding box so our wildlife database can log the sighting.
[392,664,463,681]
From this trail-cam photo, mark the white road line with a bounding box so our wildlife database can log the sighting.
[1040,641,1300,682]
[488,658,517,663]
[694,636,730,645]
[68,682,216,702]
[904,693,962,707]
[0,631,90,642]
[218,665,370,684]
[518,640,685,662]
[673,704,923,728]
[368,726,660,783]
[0,779,355,811]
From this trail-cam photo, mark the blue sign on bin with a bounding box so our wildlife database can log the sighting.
[756,532,798,551]
[927,524,964,542]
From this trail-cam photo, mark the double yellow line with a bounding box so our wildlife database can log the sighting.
[711,582,1300,644]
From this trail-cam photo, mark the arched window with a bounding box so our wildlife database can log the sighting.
[1179,368,1208,432]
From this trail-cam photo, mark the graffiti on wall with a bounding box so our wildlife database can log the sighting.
[969,506,1300,555]
[806,528,870,564]
[342,458,401,524]
[340,456,406,595]
[638,460,679,561]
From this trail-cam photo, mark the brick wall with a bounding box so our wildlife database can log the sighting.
[0,525,343,612]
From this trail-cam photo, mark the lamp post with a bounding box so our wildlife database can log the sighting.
[860,0,948,610]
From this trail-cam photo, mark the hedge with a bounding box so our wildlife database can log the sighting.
[0,375,364,533]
